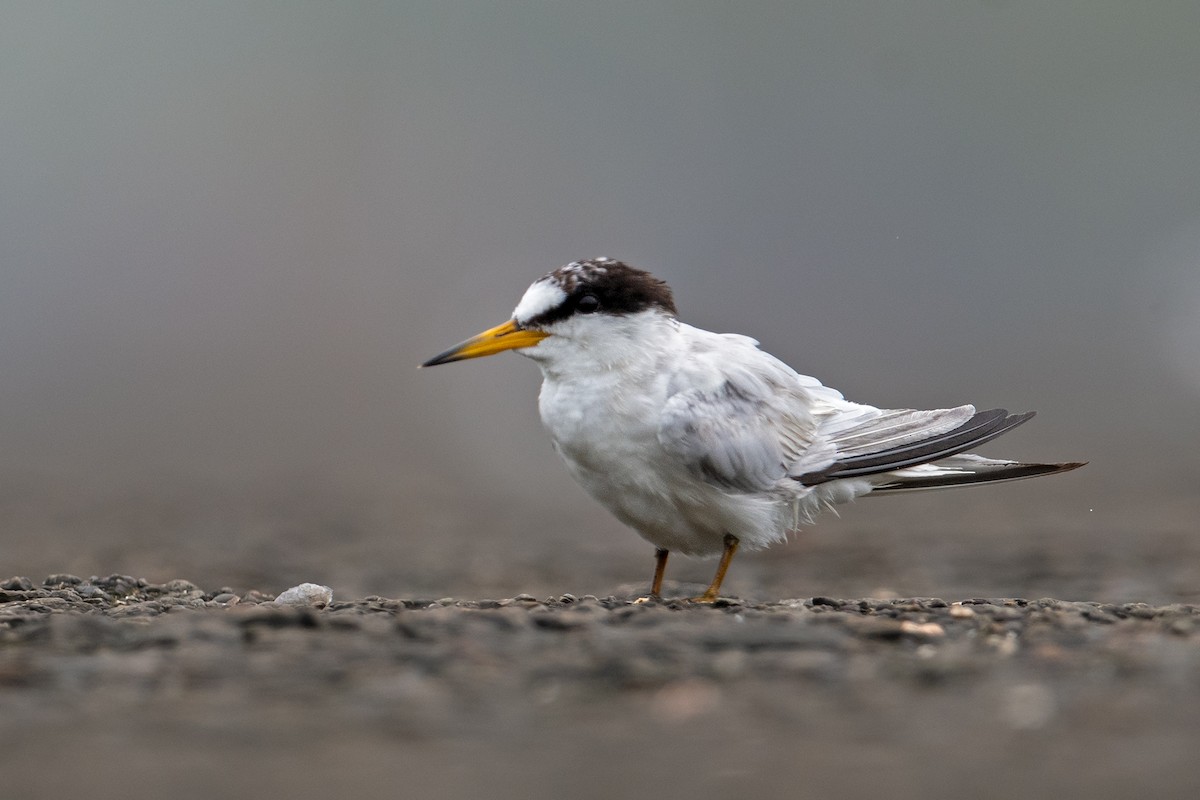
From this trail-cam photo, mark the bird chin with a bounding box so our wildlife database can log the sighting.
[516,345,549,363]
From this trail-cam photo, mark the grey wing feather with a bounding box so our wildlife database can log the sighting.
[799,408,1036,485]
[819,405,975,456]
[782,399,974,477]
[657,337,822,492]
[869,455,1086,492]
[656,329,1045,494]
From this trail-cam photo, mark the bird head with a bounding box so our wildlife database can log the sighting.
[420,259,677,369]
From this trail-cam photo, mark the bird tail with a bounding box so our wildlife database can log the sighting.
[866,454,1085,494]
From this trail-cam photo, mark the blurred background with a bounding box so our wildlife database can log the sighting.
[2,1,1198,603]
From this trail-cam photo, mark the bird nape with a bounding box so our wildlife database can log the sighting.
[422,259,1085,601]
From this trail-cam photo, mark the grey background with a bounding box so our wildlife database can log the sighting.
[2,1,1198,602]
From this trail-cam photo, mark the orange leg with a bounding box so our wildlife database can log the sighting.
[693,534,740,603]
[649,548,669,597]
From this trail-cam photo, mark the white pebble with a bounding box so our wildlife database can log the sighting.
[273,583,333,607]
[949,603,976,618]
[900,620,945,638]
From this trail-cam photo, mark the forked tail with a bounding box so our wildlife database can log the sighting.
[868,454,1086,493]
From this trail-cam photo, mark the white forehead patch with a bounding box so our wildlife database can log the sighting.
[513,278,567,323]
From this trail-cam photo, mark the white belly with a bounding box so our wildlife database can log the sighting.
[537,373,796,555]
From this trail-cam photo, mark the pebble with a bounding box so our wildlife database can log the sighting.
[273,583,334,608]
[43,574,83,587]
[900,621,946,638]
[1,576,35,591]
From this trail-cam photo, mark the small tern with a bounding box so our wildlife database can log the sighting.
[422,259,1083,601]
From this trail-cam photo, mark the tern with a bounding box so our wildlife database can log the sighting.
[422,259,1084,601]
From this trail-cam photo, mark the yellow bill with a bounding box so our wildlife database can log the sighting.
[420,319,550,367]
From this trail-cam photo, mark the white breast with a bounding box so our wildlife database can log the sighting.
[531,319,802,555]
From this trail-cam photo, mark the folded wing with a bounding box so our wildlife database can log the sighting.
[656,330,1081,495]
[657,335,825,492]
[798,407,1037,485]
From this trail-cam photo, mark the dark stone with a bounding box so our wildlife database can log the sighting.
[43,574,83,587]
[1,577,34,591]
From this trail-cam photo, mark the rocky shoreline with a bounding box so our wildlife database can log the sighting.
[4,573,1196,689]
[3,573,1199,798]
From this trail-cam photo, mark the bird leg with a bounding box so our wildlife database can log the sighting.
[634,549,671,603]
[693,534,740,603]
[649,548,670,598]
[633,551,672,599]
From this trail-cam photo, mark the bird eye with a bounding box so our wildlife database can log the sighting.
[576,294,600,313]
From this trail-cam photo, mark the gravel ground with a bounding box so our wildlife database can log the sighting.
[3,573,1199,799]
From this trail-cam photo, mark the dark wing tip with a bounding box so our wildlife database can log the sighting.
[870,459,1086,492]
[798,409,1046,486]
